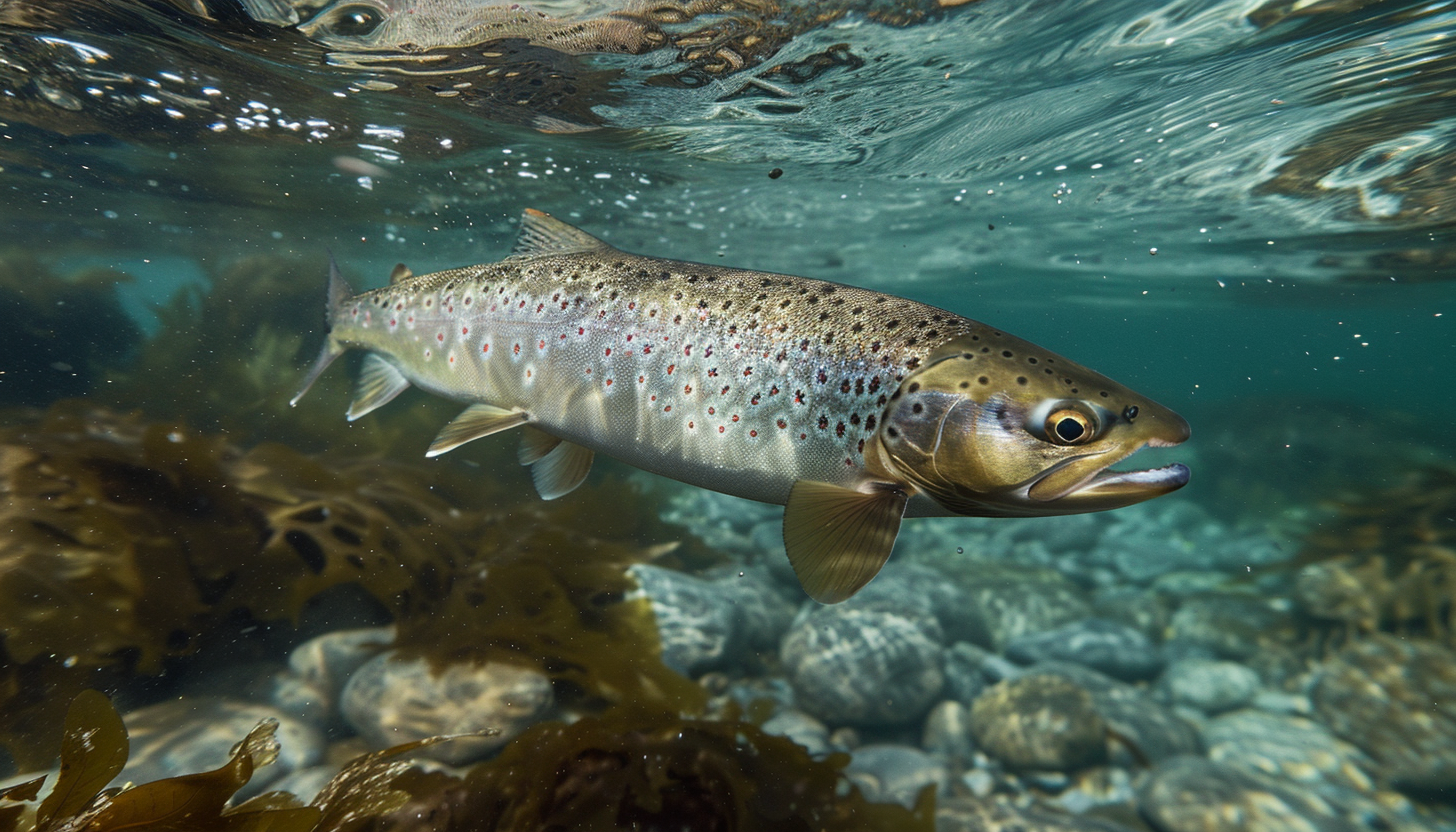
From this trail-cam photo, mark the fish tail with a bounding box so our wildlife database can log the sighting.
[290,254,353,406]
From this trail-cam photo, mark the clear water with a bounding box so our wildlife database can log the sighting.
[2,0,1454,827]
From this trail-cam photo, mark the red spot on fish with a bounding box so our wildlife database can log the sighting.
[845,457,854,467]
[519,301,526,308]
[667,364,675,375]
[800,433,807,439]
[665,405,672,412]
[684,385,692,394]
[651,395,657,401]
[449,356,455,363]
[684,346,692,356]
[689,421,694,428]
[642,346,652,354]
[718,426,725,433]
[605,348,612,356]
[560,334,567,340]
[389,319,397,326]
[408,316,414,323]
[818,416,830,430]
[462,327,469,335]
[770,385,780,395]
[708,407,715,415]
[437,333,445,342]
[539,340,546,349]
[464,297,471,305]
[794,391,804,404]
[777,419,787,429]
[579,327,585,335]
[606,379,613,386]
[732,415,740,423]
[536,303,544,312]
[527,370,533,378]
[743,367,753,377]
[513,343,520,355]
[750,430,758,437]
[626,334,633,342]
[638,376,645,384]
[483,344,490,353]
[750,395,761,405]
[396,303,403,310]
[720,386,729,395]
[628,302,636,310]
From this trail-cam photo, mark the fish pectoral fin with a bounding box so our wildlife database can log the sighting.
[782,480,909,604]
[389,263,414,284]
[518,426,561,466]
[426,403,529,457]
[347,354,412,421]
[529,439,594,500]
[509,208,612,259]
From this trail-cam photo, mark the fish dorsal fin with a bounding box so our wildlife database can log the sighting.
[389,263,413,285]
[510,208,610,259]
[529,439,594,500]
[347,354,412,421]
[782,480,909,604]
[425,403,529,457]
[518,426,561,466]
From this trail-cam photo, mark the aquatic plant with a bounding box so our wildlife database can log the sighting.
[1294,465,1456,645]
[0,251,139,407]
[0,403,471,768]
[2,690,932,832]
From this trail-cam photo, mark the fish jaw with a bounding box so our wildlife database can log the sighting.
[1024,410,1191,510]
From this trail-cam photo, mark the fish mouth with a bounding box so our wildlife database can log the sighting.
[1026,445,1190,509]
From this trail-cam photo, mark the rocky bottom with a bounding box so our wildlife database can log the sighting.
[7,492,1456,832]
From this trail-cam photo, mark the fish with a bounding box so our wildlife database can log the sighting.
[293,209,1190,603]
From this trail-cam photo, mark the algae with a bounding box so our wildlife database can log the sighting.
[1294,465,1456,645]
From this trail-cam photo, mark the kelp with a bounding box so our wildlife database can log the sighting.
[1294,465,1456,645]
[0,401,725,768]
[0,404,472,767]
[0,251,139,408]
[3,692,932,832]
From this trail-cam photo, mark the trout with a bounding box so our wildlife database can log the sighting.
[294,209,1190,602]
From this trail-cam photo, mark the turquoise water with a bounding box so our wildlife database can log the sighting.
[2,0,1454,829]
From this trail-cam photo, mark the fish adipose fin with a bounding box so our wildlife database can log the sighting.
[510,208,612,259]
[426,403,529,457]
[529,439,594,500]
[347,354,412,421]
[783,480,909,604]
[290,255,354,406]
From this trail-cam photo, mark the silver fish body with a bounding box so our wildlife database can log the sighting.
[296,209,1190,601]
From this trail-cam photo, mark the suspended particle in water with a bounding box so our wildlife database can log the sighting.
[956,547,964,554]
[768,168,784,179]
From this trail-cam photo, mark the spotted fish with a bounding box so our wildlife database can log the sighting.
[294,209,1190,603]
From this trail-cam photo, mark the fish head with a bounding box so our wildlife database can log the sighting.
[871,334,1190,517]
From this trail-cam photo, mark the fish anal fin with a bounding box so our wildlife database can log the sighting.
[530,439,594,500]
[518,426,561,466]
[389,263,414,284]
[426,403,529,457]
[510,209,611,259]
[782,480,908,604]
[347,354,412,421]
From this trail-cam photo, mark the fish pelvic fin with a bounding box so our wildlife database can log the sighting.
[290,255,355,406]
[426,403,528,457]
[347,354,412,421]
[509,209,612,259]
[518,426,561,465]
[529,439,594,500]
[783,480,909,604]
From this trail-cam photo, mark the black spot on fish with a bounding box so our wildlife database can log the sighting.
[1123,405,1140,421]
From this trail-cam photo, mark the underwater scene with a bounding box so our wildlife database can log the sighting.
[1,0,1454,829]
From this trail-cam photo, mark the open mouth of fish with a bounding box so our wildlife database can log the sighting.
[1026,439,1190,507]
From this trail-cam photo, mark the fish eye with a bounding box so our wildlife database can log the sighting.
[325,4,384,37]
[1044,408,1095,446]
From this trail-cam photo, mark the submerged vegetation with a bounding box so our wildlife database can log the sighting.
[1294,465,1456,646]
[0,689,933,831]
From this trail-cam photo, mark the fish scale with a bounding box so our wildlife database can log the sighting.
[295,209,1191,603]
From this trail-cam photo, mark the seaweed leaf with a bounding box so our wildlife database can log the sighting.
[83,718,280,832]
[35,690,128,830]
[311,733,479,832]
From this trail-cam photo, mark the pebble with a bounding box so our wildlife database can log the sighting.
[341,651,553,764]
[271,626,395,726]
[1158,658,1261,713]
[1033,661,1201,765]
[968,674,1107,772]
[844,744,949,809]
[1312,635,1456,791]
[942,641,993,704]
[1004,618,1164,681]
[1203,709,1375,793]
[962,565,1093,651]
[1139,755,1362,832]
[759,708,831,757]
[780,606,944,726]
[627,564,740,675]
[938,794,1143,832]
[921,700,975,763]
[121,699,324,795]
[1164,594,1294,661]
[842,562,977,644]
